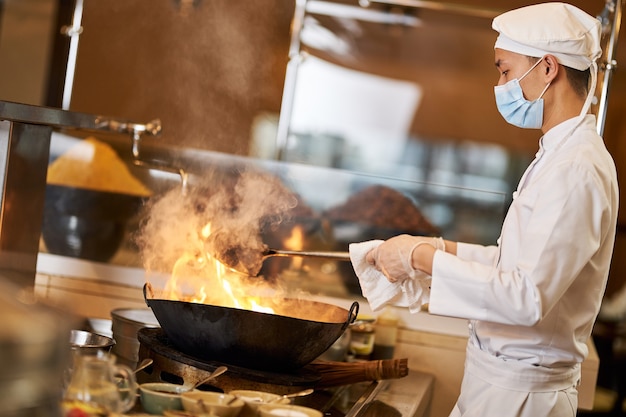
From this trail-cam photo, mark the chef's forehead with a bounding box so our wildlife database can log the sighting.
[491,2,602,71]
[493,48,532,68]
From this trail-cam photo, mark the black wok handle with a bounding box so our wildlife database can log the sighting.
[143,282,154,306]
[343,301,359,330]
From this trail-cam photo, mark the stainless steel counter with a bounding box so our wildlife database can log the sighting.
[347,371,434,417]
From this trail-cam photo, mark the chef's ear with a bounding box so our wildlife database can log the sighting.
[542,54,560,82]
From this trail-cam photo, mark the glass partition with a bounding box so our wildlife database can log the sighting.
[41,130,507,297]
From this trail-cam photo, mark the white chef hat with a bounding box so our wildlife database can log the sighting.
[492,2,602,71]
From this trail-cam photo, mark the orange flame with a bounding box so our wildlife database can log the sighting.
[284,225,304,270]
[285,225,304,250]
[160,222,275,314]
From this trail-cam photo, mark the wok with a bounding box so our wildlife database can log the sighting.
[143,284,358,372]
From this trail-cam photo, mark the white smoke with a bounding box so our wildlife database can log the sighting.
[136,167,298,278]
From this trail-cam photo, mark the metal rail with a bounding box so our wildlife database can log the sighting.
[596,0,623,136]
[60,0,84,110]
[274,0,308,160]
[344,380,384,417]
[0,100,161,134]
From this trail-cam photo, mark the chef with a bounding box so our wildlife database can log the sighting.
[355,3,619,416]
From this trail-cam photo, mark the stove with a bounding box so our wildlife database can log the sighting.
[136,327,324,393]
[136,327,371,416]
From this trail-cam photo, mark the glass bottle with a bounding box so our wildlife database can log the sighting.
[371,307,399,360]
[349,318,375,360]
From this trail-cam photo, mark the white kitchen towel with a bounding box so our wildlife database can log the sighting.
[349,240,431,313]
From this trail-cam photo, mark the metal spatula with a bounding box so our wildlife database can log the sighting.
[218,247,351,276]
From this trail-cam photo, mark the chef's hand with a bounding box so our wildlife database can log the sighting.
[365,235,443,283]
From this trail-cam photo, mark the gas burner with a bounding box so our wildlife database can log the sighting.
[136,327,321,395]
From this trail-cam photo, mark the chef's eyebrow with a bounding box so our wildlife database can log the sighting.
[495,59,503,68]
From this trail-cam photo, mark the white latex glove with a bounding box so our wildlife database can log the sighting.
[365,234,444,283]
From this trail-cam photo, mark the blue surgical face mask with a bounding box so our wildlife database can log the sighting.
[494,57,551,129]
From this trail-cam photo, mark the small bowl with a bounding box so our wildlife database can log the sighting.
[181,391,244,417]
[229,390,289,417]
[164,410,219,417]
[69,329,115,354]
[139,382,189,415]
[258,404,322,417]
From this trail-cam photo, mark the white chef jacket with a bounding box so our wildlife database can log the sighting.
[429,114,618,367]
